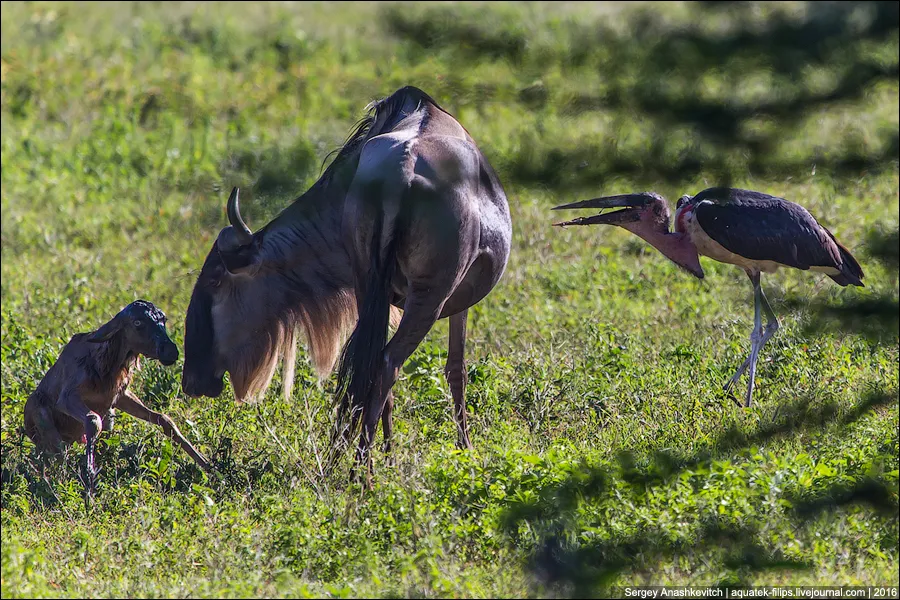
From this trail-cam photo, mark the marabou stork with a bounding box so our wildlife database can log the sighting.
[552,187,865,407]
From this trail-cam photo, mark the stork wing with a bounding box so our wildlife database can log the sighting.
[692,191,844,272]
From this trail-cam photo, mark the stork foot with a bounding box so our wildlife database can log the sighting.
[724,360,749,393]
[723,359,766,408]
[723,357,760,408]
[744,380,756,408]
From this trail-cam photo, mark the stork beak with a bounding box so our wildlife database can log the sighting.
[551,193,653,227]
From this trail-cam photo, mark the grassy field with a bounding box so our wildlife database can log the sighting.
[2,1,898,597]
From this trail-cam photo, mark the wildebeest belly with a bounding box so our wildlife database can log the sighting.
[442,251,498,317]
[389,250,494,318]
[441,212,512,317]
[390,200,510,319]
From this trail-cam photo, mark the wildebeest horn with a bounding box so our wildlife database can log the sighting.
[227,187,253,247]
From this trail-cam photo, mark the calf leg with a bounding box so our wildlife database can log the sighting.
[56,390,102,497]
[115,390,213,473]
[25,401,65,455]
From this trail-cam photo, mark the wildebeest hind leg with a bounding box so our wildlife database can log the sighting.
[26,402,66,455]
[446,309,473,450]
[356,283,451,488]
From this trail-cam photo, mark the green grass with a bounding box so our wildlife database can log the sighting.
[2,1,898,597]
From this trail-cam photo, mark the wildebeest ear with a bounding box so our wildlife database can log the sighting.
[87,315,124,343]
[219,244,261,275]
[216,227,261,275]
[215,187,261,275]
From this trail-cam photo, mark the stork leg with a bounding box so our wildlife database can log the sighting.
[742,275,765,408]
[757,285,780,348]
[723,273,780,407]
[723,275,762,399]
[751,285,781,392]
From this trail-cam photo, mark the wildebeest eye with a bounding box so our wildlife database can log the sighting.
[209,278,221,288]
[133,319,143,328]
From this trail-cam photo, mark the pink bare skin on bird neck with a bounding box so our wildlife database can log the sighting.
[675,204,694,234]
[620,215,704,279]
[639,229,704,278]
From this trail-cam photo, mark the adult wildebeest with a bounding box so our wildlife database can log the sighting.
[24,300,212,499]
[182,86,512,486]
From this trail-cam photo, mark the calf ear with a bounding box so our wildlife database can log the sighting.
[87,316,124,343]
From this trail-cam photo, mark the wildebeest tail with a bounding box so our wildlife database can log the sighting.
[332,204,401,455]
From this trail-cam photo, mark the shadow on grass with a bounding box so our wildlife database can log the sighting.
[529,474,899,597]
[0,430,214,514]
[622,388,897,493]
[500,387,898,527]
[499,228,899,595]
[784,226,900,345]
[382,1,899,188]
[381,3,527,62]
[789,477,899,521]
[499,386,898,597]
[530,519,812,597]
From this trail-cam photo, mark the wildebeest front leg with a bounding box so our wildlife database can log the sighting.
[115,390,213,473]
[356,285,448,487]
[55,389,102,497]
[446,309,473,450]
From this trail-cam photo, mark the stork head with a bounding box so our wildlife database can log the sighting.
[552,192,672,233]
[552,191,704,279]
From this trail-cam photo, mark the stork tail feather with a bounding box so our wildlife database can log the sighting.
[822,227,865,287]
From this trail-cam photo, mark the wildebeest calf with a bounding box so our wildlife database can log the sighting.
[24,300,212,494]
